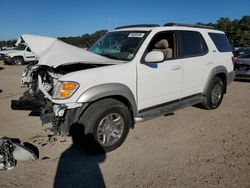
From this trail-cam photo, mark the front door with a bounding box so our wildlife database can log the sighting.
[24,47,36,61]
[137,31,183,111]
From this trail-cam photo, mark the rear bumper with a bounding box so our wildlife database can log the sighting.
[235,70,250,80]
[227,71,235,84]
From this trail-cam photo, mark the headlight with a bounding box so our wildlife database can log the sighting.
[53,81,79,99]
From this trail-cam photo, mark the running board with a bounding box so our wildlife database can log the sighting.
[134,95,204,123]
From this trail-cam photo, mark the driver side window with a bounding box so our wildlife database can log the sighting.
[147,32,176,60]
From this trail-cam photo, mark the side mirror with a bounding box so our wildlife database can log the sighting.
[144,51,165,63]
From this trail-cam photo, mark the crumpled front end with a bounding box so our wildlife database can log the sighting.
[12,62,112,135]
[11,34,120,135]
[12,64,60,126]
[11,64,76,134]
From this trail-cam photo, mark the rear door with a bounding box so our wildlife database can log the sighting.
[178,30,210,98]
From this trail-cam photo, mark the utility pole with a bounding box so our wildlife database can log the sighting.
[108,16,112,31]
[108,17,119,31]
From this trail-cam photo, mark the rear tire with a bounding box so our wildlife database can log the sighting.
[201,77,224,109]
[12,57,24,65]
[78,98,132,153]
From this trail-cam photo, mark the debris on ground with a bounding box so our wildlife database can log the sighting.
[0,137,38,171]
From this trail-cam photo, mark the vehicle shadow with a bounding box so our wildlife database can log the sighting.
[0,67,4,71]
[53,123,106,188]
[234,79,250,83]
[0,89,2,93]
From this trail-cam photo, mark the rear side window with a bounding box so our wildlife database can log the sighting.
[179,31,208,57]
[209,33,232,52]
[26,47,31,52]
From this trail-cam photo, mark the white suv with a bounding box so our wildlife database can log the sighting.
[12,24,235,152]
[2,43,37,65]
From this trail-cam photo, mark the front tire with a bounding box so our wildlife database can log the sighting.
[78,98,132,153]
[12,57,24,65]
[202,77,224,109]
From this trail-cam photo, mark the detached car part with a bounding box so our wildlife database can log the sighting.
[0,137,38,171]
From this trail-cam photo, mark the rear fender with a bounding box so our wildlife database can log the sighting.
[203,66,227,95]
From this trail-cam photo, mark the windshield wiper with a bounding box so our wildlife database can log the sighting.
[101,53,125,61]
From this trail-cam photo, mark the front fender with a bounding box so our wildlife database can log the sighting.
[77,83,137,116]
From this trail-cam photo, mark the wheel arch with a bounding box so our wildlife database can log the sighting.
[77,83,138,118]
[203,66,228,95]
[12,56,24,60]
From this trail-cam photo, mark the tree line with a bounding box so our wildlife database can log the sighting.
[198,16,250,47]
[0,16,249,49]
[58,30,107,48]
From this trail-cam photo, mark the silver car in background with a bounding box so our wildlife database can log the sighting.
[234,53,250,80]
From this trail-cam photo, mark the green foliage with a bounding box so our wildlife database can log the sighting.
[199,16,250,47]
[58,30,108,48]
[0,40,16,48]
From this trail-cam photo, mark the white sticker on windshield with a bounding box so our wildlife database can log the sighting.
[128,33,145,38]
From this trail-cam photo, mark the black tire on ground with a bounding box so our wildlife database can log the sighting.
[78,98,132,153]
[201,76,225,110]
[12,57,24,65]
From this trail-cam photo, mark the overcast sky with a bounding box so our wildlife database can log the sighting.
[0,0,249,40]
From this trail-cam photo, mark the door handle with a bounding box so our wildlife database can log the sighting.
[171,65,181,70]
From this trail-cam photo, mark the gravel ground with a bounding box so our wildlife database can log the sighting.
[0,61,249,188]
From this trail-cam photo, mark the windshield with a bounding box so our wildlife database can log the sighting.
[15,43,27,51]
[88,31,147,61]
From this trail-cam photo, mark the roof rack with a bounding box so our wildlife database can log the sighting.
[115,24,160,30]
[164,23,216,29]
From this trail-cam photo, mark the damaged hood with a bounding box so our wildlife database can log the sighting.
[17,34,122,68]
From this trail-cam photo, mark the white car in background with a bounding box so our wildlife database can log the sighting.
[1,42,37,65]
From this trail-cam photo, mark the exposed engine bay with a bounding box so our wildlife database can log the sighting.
[12,62,109,134]
[21,63,108,94]
[11,34,123,135]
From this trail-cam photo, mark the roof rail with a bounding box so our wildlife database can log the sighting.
[164,23,216,29]
[115,24,160,30]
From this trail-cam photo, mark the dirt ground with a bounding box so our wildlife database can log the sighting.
[0,61,249,188]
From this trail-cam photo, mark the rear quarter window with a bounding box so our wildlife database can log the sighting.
[179,31,208,58]
[208,33,232,52]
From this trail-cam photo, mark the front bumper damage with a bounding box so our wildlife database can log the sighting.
[11,61,100,136]
[11,88,88,135]
[11,97,88,135]
[54,103,89,135]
